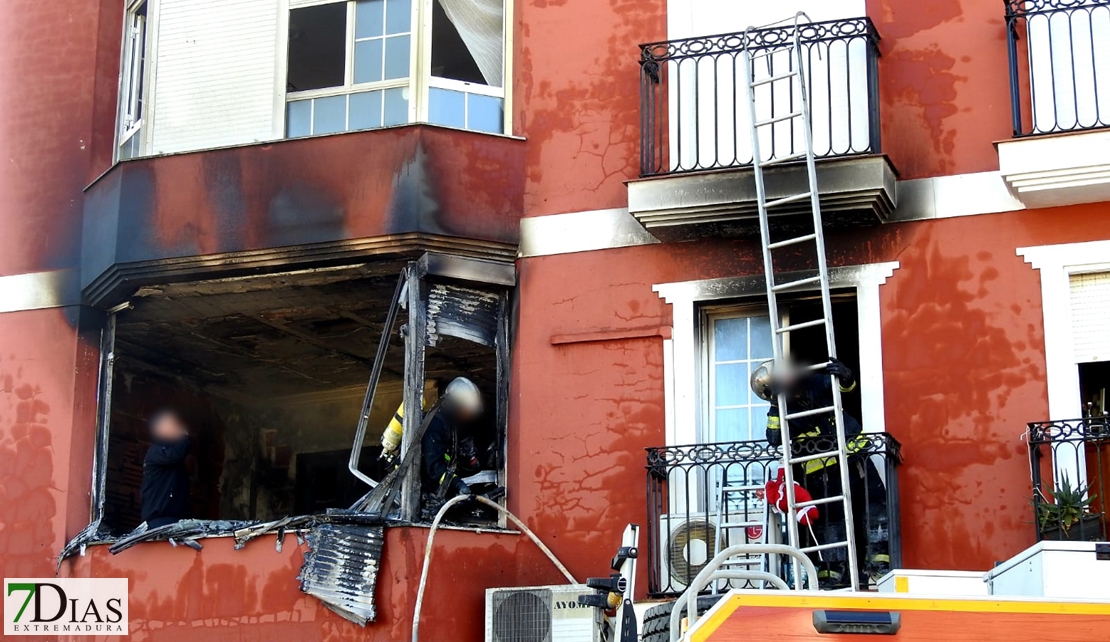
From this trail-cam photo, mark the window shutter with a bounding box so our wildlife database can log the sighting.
[149,0,281,155]
[1070,271,1110,363]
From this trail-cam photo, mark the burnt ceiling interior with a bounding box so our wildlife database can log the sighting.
[114,261,499,401]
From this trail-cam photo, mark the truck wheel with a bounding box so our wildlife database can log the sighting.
[641,595,723,642]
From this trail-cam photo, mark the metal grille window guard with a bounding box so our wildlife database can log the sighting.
[1027,418,1109,542]
[638,18,882,177]
[645,433,902,596]
[1005,0,1110,136]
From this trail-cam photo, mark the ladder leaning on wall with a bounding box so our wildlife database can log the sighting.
[740,14,860,591]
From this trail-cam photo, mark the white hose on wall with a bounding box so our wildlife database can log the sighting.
[411,495,578,642]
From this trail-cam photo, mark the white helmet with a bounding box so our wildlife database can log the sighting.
[444,377,484,415]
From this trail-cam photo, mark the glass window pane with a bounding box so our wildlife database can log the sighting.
[467,94,503,133]
[312,95,347,135]
[354,39,384,84]
[384,35,410,80]
[356,0,384,39]
[715,408,750,443]
[287,3,347,91]
[349,91,383,130]
[750,315,774,360]
[714,317,748,361]
[715,363,748,406]
[383,87,408,126]
[386,0,411,34]
[287,100,312,137]
[429,87,466,128]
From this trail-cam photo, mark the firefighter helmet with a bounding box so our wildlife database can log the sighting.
[750,360,775,401]
[444,377,484,415]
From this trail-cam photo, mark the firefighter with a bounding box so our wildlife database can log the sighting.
[751,358,882,589]
[421,377,485,500]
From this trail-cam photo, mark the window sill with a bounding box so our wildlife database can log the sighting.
[66,517,519,556]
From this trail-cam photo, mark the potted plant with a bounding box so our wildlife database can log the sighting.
[1034,475,1104,542]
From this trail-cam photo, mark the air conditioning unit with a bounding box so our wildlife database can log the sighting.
[485,584,607,642]
[659,514,720,591]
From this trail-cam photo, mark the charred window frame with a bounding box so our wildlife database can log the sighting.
[285,0,509,138]
[348,254,514,523]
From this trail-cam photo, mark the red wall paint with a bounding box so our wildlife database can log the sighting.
[869,0,1014,179]
[63,527,564,642]
[0,0,101,274]
[0,309,86,580]
[515,0,667,216]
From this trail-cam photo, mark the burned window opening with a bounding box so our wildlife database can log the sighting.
[81,259,511,543]
[348,262,512,526]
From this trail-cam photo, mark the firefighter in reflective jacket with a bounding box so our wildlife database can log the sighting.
[751,358,883,588]
[421,377,485,499]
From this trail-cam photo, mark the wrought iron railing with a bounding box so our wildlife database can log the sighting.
[638,18,882,177]
[645,433,902,596]
[1027,418,1110,542]
[1005,0,1110,136]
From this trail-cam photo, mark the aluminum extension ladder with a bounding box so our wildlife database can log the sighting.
[711,482,771,592]
[740,15,860,590]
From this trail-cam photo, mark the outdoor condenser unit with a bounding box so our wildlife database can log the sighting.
[659,514,720,591]
[485,584,607,642]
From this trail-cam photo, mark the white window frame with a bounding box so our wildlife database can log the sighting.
[286,0,419,133]
[656,262,897,450]
[285,0,512,137]
[117,0,154,161]
[1019,240,1110,490]
[700,306,778,444]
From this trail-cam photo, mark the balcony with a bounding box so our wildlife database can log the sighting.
[645,434,903,596]
[999,0,1110,208]
[1027,418,1110,542]
[628,18,896,242]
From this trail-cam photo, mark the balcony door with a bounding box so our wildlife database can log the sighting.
[664,0,872,172]
[1021,0,1110,133]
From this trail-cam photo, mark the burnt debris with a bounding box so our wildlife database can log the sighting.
[297,523,386,626]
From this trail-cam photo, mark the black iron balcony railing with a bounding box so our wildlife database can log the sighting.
[638,18,882,177]
[645,433,902,596]
[1005,0,1110,136]
[1027,418,1110,542]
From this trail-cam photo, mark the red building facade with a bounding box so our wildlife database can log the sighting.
[3,0,1110,639]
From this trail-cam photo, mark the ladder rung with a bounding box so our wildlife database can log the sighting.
[767,233,817,250]
[760,151,808,167]
[788,449,841,465]
[750,46,791,60]
[720,558,763,565]
[771,275,822,292]
[783,405,837,421]
[755,111,802,127]
[794,495,844,509]
[764,192,813,209]
[801,541,849,554]
[721,485,762,493]
[750,70,799,87]
[799,361,831,373]
[775,318,826,334]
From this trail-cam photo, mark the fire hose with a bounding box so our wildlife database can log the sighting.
[411,494,577,642]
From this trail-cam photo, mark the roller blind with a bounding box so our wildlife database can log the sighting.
[149,0,281,155]
[1070,271,1110,363]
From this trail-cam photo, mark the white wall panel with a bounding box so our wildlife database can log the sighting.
[149,0,283,154]
[1070,271,1110,363]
